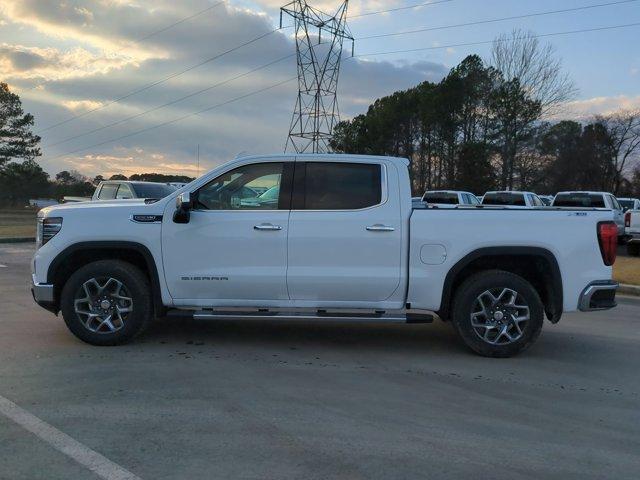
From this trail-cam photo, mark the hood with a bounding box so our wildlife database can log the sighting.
[38,198,167,217]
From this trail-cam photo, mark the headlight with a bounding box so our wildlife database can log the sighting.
[37,217,63,247]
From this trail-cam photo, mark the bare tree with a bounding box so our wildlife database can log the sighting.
[597,109,640,194]
[491,30,577,116]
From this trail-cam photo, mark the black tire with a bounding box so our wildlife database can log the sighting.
[60,260,153,346]
[451,270,544,358]
[628,242,640,257]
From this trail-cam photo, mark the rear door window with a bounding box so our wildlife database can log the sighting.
[98,183,118,200]
[553,193,605,208]
[116,184,134,199]
[298,162,382,210]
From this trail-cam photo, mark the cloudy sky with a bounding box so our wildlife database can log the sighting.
[1,0,639,178]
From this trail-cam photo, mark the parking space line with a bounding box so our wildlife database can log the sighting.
[0,395,142,480]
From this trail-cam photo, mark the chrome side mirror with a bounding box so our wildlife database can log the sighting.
[176,192,192,210]
[173,192,192,224]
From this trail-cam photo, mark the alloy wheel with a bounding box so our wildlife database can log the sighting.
[73,277,133,333]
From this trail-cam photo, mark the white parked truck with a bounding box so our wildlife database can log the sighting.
[553,191,626,240]
[31,154,620,357]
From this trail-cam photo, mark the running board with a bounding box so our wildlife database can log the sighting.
[189,309,434,324]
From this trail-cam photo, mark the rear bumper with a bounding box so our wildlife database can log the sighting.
[31,274,58,314]
[578,281,618,311]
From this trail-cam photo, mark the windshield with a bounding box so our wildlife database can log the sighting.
[131,183,175,199]
[422,192,458,204]
[482,193,526,206]
[553,193,605,208]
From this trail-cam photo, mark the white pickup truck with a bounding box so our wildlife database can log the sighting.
[31,154,620,357]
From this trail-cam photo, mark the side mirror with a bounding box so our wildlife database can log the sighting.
[173,192,192,224]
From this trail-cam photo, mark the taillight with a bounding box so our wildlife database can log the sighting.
[597,221,618,266]
[625,211,631,228]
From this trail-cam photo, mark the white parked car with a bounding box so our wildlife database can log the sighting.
[552,192,625,240]
[422,190,480,207]
[32,154,619,357]
[92,181,176,201]
[482,191,545,208]
[618,197,640,212]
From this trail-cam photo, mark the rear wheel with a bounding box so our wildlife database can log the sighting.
[451,270,544,357]
[60,260,152,345]
[628,242,640,257]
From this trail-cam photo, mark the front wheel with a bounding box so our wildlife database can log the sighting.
[60,260,153,345]
[451,270,544,357]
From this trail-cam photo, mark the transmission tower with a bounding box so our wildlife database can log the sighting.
[280,1,354,153]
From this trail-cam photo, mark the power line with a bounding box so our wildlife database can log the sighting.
[21,1,225,93]
[350,0,454,19]
[44,54,294,149]
[353,22,640,57]
[36,28,286,134]
[357,0,640,40]
[134,1,225,43]
[50,77,296,160]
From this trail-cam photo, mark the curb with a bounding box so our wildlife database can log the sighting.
[0,237,35,244]
[619,284,640,297]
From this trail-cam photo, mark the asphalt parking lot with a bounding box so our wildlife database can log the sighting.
[1,244,640,479]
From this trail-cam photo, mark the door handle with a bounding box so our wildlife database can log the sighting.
[254,224,282,231]
[366,224,395,232]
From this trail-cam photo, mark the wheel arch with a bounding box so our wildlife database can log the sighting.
[437,247,563,323]
[47,241,165,316]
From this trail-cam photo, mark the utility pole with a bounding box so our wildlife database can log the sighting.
[196,144,200,178]
[280,1,354,154]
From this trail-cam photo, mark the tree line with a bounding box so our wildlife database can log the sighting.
[0,163,194,206]
[331,32,640,197]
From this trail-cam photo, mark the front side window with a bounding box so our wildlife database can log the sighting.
[301,162,382,210]
[196,162,284,210]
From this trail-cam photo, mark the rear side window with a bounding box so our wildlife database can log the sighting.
[608,195,621,210]
[423,192,459,204]
[98,183,118,200]
[553,193,605,208]
[300,162,382,210]
[466,194,480,205]
[482,193,526,206]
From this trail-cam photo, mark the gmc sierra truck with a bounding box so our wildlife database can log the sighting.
[31,154,619,357]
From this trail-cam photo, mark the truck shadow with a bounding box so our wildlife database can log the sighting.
[144,315,468,356]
